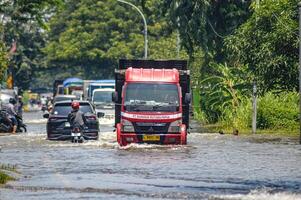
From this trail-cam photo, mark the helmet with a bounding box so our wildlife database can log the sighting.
[71,101,80,110]
[9,98,16,105]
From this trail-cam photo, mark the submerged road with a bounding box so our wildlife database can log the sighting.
[0,112,301,200]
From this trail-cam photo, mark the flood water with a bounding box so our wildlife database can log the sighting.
[0,112,301,199]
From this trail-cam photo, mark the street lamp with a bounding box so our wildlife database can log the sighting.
[298,2,301,144]
[117,0,148,59]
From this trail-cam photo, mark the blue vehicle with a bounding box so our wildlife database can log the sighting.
[63,78,83,95]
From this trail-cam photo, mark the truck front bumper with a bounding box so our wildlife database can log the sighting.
[116,124,187,146]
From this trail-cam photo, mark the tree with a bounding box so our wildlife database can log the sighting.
[225,0,299,92]
[0,40,7,81]
[43,0,185,82]
[0,0,63,89]
[162,0,251,63]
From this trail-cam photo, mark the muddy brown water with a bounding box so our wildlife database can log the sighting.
[0,112,301,199]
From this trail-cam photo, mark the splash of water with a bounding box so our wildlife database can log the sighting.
[212,189,301,200]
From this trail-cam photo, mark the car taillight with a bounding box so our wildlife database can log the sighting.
[49,117,59,121]
[86,115,96,120]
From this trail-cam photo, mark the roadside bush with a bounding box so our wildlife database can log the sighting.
[22,91,30,105]
[257,92,298,130]
[194,110,208,124]
[218,92,298,132]
[0,171,13,184]
[220,98,252,130]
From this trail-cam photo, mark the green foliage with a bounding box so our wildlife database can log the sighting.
[194,110,208,124]
[0,171,13,184]
[43,0,184,82]
[220,98,252,130]
[257,92,299,130]
[0,0,63,90]
[199,63,251,123]
[163,0,251,63]
[218,92,298,131]
[0,0,63,28]
[22,90,30,104]
[0,40,8,81]
[0,164,17,184]
[225,0,299,92]
[10,24,48,89]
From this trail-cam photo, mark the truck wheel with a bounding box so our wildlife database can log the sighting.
[180,124,187,145]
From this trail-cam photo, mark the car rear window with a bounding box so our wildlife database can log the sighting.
[54,96,79,102]
[53,103,93,116]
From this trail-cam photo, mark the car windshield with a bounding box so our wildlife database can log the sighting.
[93,91,112,104]
[53,103,93,116]
[124,83,179,112]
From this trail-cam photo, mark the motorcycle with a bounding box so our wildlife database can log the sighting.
[16,115,27,132]
[0,111,27,133]
[71,126,84,143]
[41,105,47,112]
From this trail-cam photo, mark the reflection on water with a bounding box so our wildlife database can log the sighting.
[0,112,301,199]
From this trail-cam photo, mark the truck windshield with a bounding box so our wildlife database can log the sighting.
[88,85,115,98]
[93,91,112,104]
[124,83,179,112]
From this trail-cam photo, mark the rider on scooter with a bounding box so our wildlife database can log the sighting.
[67,101,87,132]
[3,98,18,134]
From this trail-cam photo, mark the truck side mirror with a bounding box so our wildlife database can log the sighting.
[43,113,50,118]
[185,93,191,104]
[112,92,118,102]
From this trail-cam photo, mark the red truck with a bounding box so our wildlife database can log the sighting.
[113,59,191,146]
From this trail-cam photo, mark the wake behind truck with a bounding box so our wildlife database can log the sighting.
[113,59,191,146]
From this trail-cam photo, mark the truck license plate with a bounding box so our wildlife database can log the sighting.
[143,135,160,141]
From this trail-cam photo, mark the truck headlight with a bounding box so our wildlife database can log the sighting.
[122,119,135,132]
[168,120,181,133]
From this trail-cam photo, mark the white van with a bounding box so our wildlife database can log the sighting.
[92,88,115,118]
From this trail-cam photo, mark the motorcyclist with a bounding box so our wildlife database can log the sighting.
[16,96,23,117]
[3,98,18,133]
[67,101,87,131]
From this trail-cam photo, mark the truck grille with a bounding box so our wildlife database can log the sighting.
[133,122,170,134]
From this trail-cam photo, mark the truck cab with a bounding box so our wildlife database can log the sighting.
[114,59,191,146]
[92,88,115,118]
[87,80,115,100]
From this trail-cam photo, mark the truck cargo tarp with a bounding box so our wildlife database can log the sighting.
[63,78,83,87]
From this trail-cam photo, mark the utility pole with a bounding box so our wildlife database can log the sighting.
[252,80,257,134]
[298,2,301,144]
[175,2,180,59]
[252,0,260,134]
[117,0,148,59]
[176,31,180,59]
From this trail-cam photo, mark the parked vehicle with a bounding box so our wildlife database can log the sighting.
[0,111,27,133]
[92,88,114,118]
[113,59,191,146]
[44,101,100,140]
